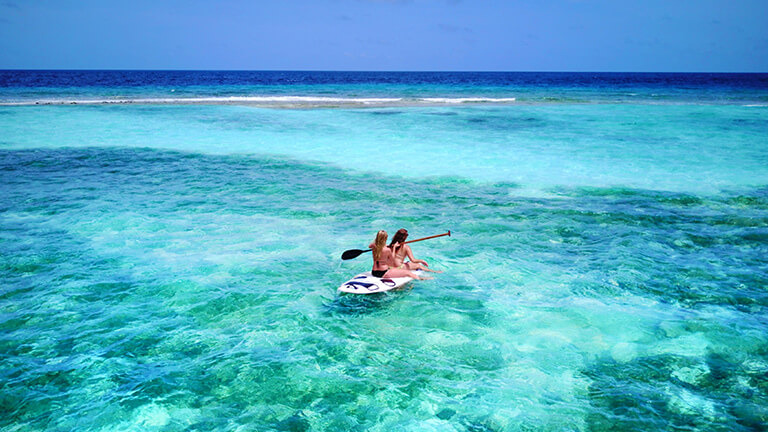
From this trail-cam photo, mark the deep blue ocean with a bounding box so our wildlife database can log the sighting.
[2,70,768,106]
[1,71,767,431]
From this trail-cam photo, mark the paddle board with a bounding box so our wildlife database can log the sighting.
[338,270,423,294]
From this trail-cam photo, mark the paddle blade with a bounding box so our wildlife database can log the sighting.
[341,248,370,260]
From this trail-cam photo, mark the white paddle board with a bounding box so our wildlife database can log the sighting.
[338,270,423,294]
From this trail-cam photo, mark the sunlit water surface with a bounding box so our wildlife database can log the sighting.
[1,72,767,431]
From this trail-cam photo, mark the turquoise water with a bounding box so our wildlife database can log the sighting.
[2,73,768,431]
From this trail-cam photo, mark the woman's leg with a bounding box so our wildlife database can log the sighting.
[384,268,432,280]
[404,261,442,273]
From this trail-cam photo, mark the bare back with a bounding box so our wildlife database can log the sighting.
[389,244,408,267]
[371,244,394,272]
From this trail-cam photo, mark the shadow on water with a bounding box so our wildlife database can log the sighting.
[367,110,404,116]
[323,289,412,316]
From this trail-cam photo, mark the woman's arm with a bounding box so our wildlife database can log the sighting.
[404,245,428,266]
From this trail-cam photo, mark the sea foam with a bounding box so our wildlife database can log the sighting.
[0,95,517,107]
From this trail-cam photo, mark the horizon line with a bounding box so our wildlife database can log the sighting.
[1,68,767,74]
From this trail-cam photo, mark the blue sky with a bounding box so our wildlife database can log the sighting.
[1,0,766,71]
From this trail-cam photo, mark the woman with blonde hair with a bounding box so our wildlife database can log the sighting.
[370,230,427,279]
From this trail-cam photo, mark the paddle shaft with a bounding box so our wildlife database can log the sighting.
[341,231,450,260]
[370,230,451,251]
[401,231,451,246]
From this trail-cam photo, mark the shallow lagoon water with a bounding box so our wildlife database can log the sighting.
[3,103,767,195]
[1,72,768,431]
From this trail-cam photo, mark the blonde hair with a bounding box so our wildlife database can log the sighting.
[371,230,387,261]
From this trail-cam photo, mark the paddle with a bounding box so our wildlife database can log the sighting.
[341,231,451,260]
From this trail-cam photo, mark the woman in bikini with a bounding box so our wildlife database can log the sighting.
[388,228,442,273]
[370,230,428,279]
